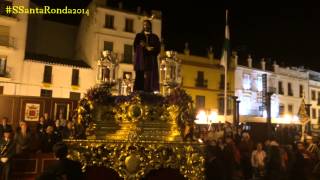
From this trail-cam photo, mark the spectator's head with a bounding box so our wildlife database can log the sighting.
[256,143,263,150]
[3,129,12,139]
[2,117,8,125]
[55,120,60,127]
[53,142,68,159]
[264,139,271,147]
[58,113,64,120]
[270,140,279,147]
[39,116,45,124]
[67,121,74,130]
[20,120,28,133]
[44,113,49,120]
[46,126,54,134]
[242,132,250,141]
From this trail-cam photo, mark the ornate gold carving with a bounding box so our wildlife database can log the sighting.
[74,88,204,179]
[65,140,205,179]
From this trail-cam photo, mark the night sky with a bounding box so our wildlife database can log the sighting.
[31,0,320,70]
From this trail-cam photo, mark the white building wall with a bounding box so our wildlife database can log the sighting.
[20,61,94,98]
[0,0,29,95]
[235,64,309,124]
[308,70,320,125]
[75,2,162,92]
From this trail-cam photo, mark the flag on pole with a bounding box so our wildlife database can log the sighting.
[221,10,230,121]
[220,10,230,68]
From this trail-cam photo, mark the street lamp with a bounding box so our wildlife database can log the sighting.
[195,110,218,125]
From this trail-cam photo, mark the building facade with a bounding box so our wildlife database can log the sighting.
[235,57,310,124]
[171,47,235,122]
[75,0,162,94]
[308,70,320,126]
[0,0,29,95]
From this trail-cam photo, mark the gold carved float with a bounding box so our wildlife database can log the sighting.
[65,84,205,179]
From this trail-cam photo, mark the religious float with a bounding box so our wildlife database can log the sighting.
[64,50,205,179]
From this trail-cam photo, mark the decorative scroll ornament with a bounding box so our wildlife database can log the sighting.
[65,140,205,180]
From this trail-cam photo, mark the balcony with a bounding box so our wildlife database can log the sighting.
[278,89,284,95]
[195,79,207,88]
[0,69,10,81]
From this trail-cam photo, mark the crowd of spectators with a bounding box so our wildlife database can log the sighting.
[0,113,85,179]
[202,123,320,180]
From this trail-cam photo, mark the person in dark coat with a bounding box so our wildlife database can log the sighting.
[36,116,47,138]
[290,142,313,180]
[36,142,83,180]
[44,112,55,127]
[133,19,160,92]
[0,129,15,180]
[54,120,64,141]
[0,117,12,139]
[40,126,59,153]
[14,121,32,154]
[62,121,77,139]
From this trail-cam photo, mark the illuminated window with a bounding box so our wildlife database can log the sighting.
[243,74,251,90]
[239,96,251,115]
[256,76,263,92]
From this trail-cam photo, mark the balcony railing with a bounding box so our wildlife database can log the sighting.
[0,35,15,48]
[0,1,15,17]
[195,79,207,88]
[0,71,9,78]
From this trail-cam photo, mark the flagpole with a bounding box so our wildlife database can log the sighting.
[224,10,228,122]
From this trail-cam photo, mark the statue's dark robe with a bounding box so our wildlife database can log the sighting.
[133,32,160,92]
